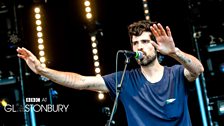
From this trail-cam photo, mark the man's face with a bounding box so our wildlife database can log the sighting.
[131,32,157,66]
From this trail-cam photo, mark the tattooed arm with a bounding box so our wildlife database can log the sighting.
[17,47,108,92]
[149,23,204,82]
[40,68,108,92]
[169,47,204,82]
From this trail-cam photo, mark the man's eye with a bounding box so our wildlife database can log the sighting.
[133,42,138,45]
[142,40,149,43]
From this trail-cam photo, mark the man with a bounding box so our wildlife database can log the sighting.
[17,20,204,126]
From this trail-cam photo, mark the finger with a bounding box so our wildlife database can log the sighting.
[150,26,159,37]
[30,56,36,62]
[150,41,159,50]
[16,47,21,51]
[157,23,166,36]
[17,47,26,54]
[22,47,35,57]
[166,26,172,37]
[16,47,23,53]
[17,54,26,59]
[153,24,161,35]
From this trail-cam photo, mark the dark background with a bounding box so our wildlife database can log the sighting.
[0,0,224,125]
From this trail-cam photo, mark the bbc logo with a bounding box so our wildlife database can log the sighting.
[26,98,41,102]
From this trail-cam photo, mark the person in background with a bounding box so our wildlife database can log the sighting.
[17,20,204,126]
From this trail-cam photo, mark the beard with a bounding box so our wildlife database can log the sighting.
[137,50,157,66]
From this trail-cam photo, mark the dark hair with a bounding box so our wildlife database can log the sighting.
[128,20,156,43]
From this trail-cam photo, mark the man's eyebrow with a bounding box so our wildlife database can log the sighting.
[131,41,137,44]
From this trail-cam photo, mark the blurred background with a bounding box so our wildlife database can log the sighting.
[0,0,224,125]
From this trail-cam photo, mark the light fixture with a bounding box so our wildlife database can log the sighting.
[33,6,46,67]
[219,63,224,73]
[142,0,150,21]
[217,100,224,115]
[0,99,8,107]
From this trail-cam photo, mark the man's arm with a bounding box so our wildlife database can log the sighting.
[17,47,109,92]
[169,47,204,82]
[40,68,108,92]
[149,23,204,82]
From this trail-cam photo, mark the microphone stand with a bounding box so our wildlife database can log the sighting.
[106,55,130,126]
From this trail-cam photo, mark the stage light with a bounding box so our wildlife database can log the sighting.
[217,100,224,115]
[84,0,93,20]
[34,7,40,13]
[33,6,47,67]
[82,1,104,99]
[86,13,92,19]
[92,48,98,54]
[93,55,98,60]
[146,16,150,20]
[143,3,147,8]
[35,14,41,19]
[39,56,45,61]
[94,61,99,67]
[91,36,96,41]
[144,10,149,14]
[38,38,43,43]
[38,45,44,50]
[36,26,42,31]
[92,42,97,48]
[96,74,101,77]
[84,1,90,6]
[37,32,43,37]
[141,0,150,21]
[90,34,101,75]
[219,63,224,73]
[41,64,46,68]
[85,7,91,13]
[1,99,8,107]
[39,51,45,56]
[98,92,105,100]
[95,67,100,73]
[36,20,41,25]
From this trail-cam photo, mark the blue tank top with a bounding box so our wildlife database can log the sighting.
[102,65,192,126]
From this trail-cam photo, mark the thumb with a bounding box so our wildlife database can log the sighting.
[29,56,36,63]
[150,41,159,50]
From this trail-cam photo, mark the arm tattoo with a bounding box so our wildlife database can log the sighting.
[176,52,192,64]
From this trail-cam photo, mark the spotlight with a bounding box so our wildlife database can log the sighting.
[0,99,8,107]
[98,91,104,100]
[217,100,224,115]
[219,63,224,73]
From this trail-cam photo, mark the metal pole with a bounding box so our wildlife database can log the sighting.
[30,104,37,126]
[18,57,30,126]
[193,27,213,126]
[195,78,208,126]
[12,0,30,125]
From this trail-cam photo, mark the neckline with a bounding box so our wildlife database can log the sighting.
[140,66,166,85]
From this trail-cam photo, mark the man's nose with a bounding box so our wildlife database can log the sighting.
[137,43,144,51]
